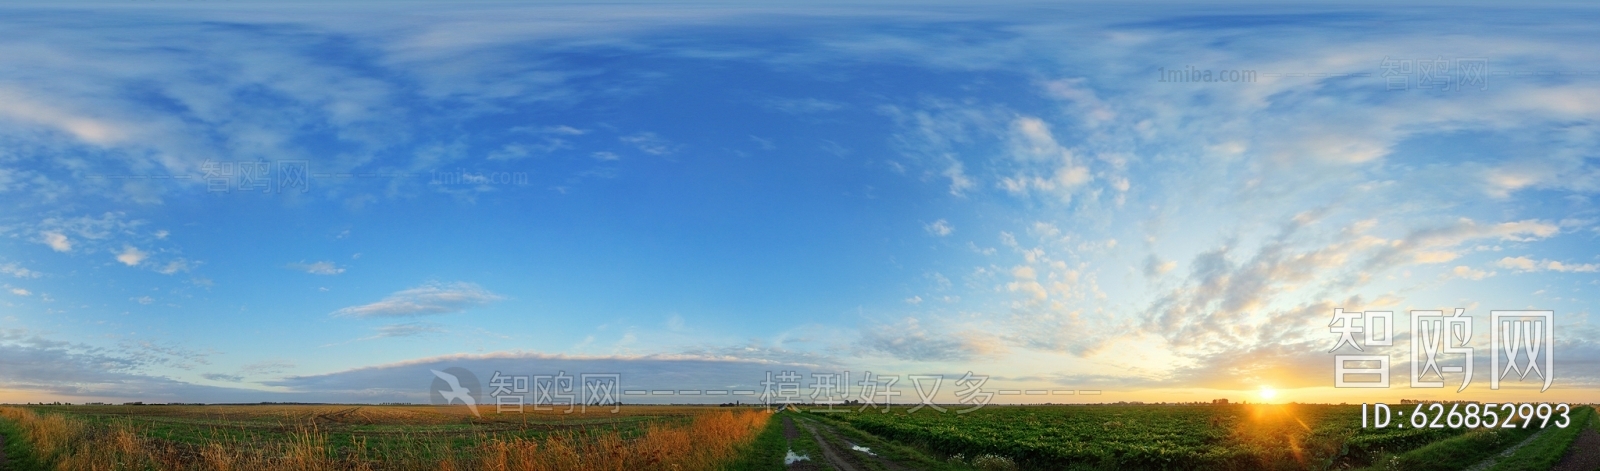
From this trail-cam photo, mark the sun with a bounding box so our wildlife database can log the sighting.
[1259,386,1277,401]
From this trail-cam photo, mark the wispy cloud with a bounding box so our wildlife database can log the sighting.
[266,351,825,404]
[859,317,1007,362]
[762,97,844,114]
[288,261,346,275]
[156,259,196,275]
[1143,255,1176,278]
[999,116,1091,201]
[0,263,40,278]
[332,282,503,318]
[619,132,676,156]
[1496,256,1600,273]
[1,3,1597,403]
[201,373,244,382]
[373,322,445,338]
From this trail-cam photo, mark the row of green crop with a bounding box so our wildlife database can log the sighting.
[813,404,1548,471]
[1335,424,1468,466]
[815,406,1267,470]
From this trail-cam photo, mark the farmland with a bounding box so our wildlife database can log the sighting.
[0,404,770,470]
[0,403,1594,470]
[799,403,1600,471]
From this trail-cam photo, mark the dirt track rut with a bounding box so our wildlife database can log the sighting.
[798,418,861,471]
[1552,407,1600,471]
[783,415,823,471]
[795,415,915,471]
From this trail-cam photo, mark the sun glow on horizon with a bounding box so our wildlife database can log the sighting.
[1259,386,1277,401]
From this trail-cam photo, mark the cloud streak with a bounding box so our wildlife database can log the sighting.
[289,261,346,275]
[332,282,503,318]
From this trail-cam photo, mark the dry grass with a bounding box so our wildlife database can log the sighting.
[475,409,770,471]
[46,404,707,425]
[0,406,770,470]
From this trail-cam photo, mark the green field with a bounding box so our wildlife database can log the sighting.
[798,403,1599,471]
[0,403,1593,470]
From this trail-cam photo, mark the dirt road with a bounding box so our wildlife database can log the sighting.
[783,415,824,471]
[1552,407,1600,471]
[796,415,914,471]
[798,418,863,471]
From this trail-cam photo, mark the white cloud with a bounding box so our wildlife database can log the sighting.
[1498,256,1538,271]
[859,317,1008,361]
[1544,261,1598,272]
[762,97,844,114]
[0,3,1598,399]
[10,288,30,296]
[157,259,195,275]
[924,219,954,236]
[289,261,346,275]
[131,296,154,305]
[487,134,576,160]
[332,281,503,318]
[1413,251,1461,264]
[543,125,586,135]
[1006,265,1047,300]
[1011,117,1070,162]
[31,213,147,255]
[1459,264,1491,280]
[1363,219,1560,274]
[904,295,923,305]
[0,88,131,146]
[0,329,279,402]
[1144,255,1176,278]
[968,242,996,255]
[1450,265,1494,280]
[943,162,974,196]
[1496,256,1600,273]
[201,373,244,382]
[41,231,72,252]
[999,116,1091,201]
[1,263,40,278]
[266,350,827,404]
[115,246,148,266]
[620,132,675,155]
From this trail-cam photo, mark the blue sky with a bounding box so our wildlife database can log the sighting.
[2,1,1599,404]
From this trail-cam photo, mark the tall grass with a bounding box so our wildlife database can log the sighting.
[0,406,770,470]
[475,409,771,471]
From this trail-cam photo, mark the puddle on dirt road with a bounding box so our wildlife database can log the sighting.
[785,450,812,464]
[850,444,876,456]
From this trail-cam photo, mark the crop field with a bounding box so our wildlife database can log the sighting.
[791,403,1600,471]
[0,403,1594,470]
[0,404,770,470]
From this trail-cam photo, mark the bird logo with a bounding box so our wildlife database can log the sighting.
[429,367,482,417]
